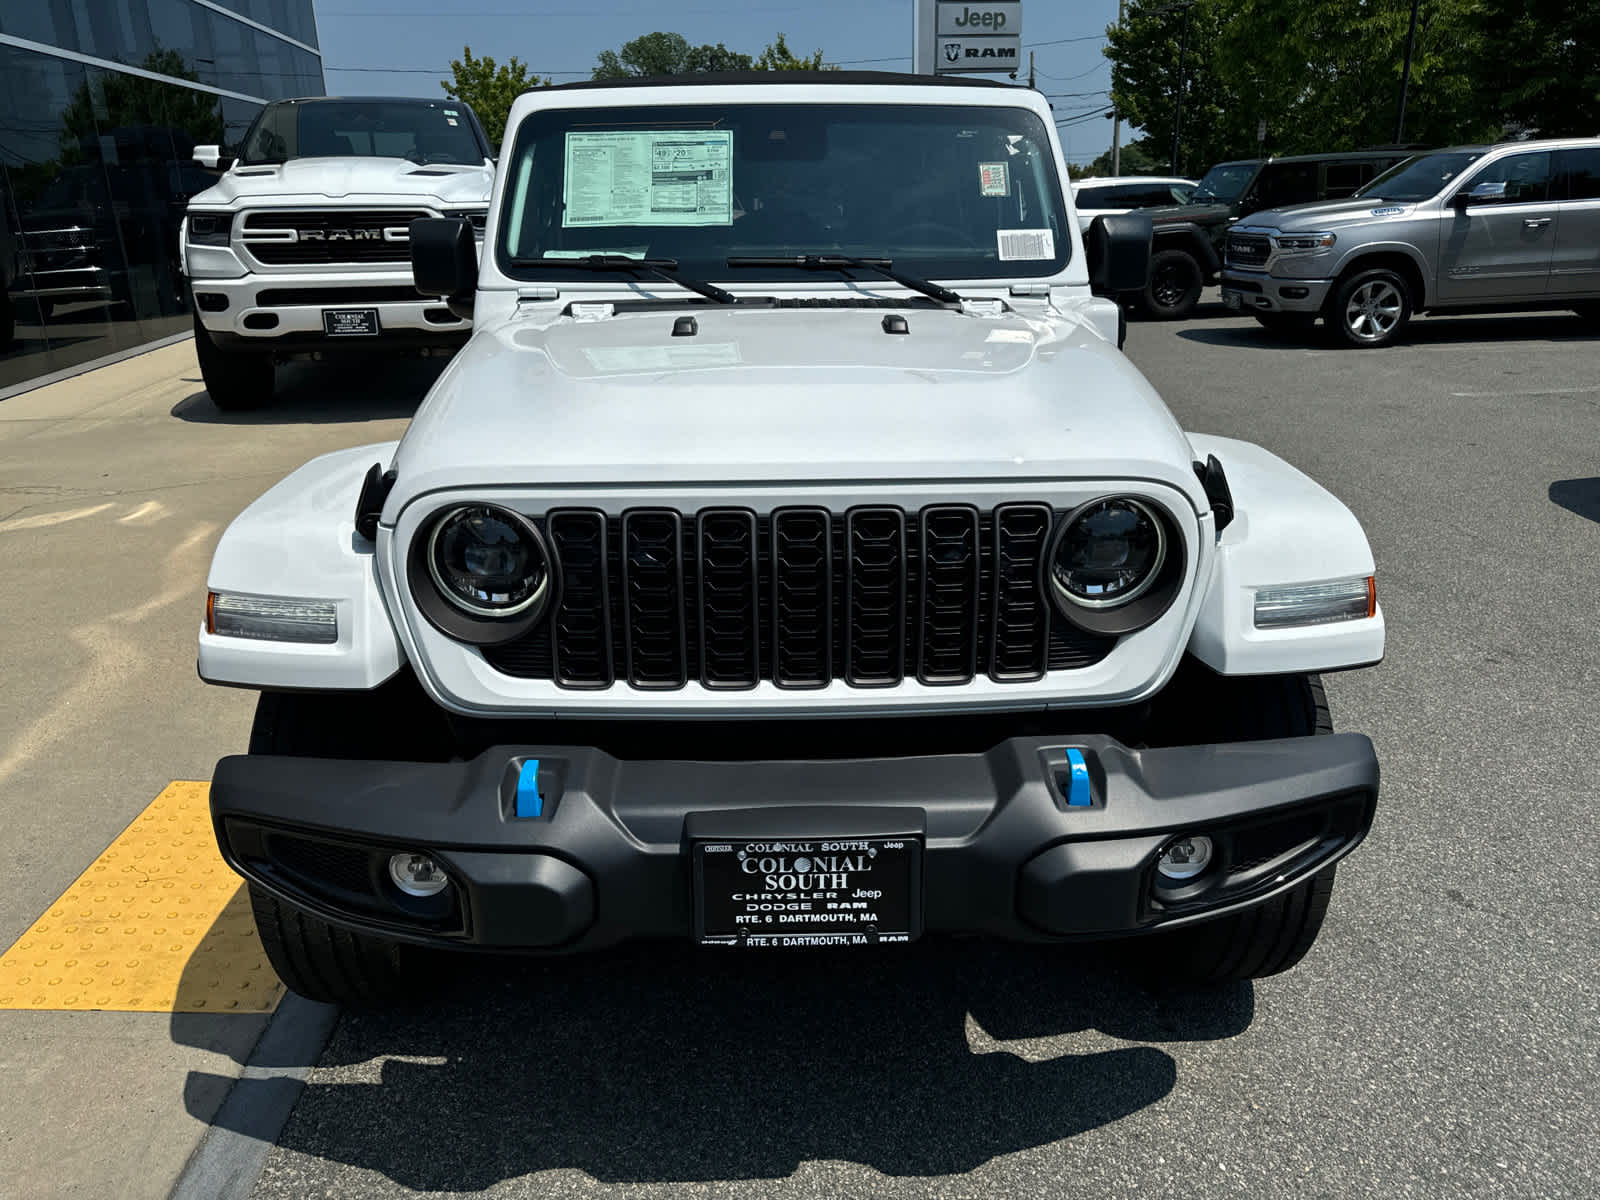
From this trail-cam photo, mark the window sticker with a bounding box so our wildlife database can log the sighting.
[446,118,458,126]
[979,162,1009,197]
[444,108,458,116]
[996,228,1055,261]
[562,130,733,228]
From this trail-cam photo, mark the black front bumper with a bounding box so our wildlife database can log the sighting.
[211,733,1378,951]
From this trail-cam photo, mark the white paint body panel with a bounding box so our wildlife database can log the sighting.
[198,444,405,690]
[1186,435,1384,674]
[197,81,1384,705]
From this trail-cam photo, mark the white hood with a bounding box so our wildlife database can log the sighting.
[388,304,1207,507]
[190,157,492,208]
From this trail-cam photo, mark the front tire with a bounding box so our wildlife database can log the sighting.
[1138,248,1205,320]
[1574,302,1600,328]
[1329,267,1411,348]
[245,682,453,1007]
[193,308,274,410]
[1130,672,1342,985]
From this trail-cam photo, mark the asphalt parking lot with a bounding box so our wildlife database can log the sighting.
[2,298,1597,1197]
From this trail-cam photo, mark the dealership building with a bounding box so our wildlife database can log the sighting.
[0,1,325,393]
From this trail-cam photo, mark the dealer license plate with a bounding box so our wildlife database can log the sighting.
[1221,290,1243,310]
[694,836,921,948]
[323,308,380,336]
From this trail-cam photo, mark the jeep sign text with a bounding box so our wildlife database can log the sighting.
[936,3,1018,34]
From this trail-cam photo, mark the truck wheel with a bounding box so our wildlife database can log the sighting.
[249,885,412,1008]
[1252,311,1318,339]
[1129,672,1342,985]
[193,309,273,410]
[245,682,453,1007]
[1329,267,1411,348]
[1138,248,1204,320]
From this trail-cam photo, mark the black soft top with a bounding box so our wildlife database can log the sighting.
[528,71,1020,96]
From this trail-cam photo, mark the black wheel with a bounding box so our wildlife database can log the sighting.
[249,884,412,1008]
[1129,671,1342,985]
[1138,248,1204,320]
[245,680,455,1007]
[1329,267,1411,347]
[193,308,274,410]
[1252,311,1318,339]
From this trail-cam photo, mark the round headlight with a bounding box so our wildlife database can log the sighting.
[1050,497,1167,610]
[426,504,550,618]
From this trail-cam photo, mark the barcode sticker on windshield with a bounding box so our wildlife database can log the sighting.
[997,228,1055,261]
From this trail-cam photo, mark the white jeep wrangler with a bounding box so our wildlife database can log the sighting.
[198,74,1384,1008]
[182,96,494,410]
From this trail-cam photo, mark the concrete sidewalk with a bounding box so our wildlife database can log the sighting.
[0,343,431,1197]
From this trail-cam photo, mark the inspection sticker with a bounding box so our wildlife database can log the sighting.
[997,228,1055,261]
[979,162,1009,197]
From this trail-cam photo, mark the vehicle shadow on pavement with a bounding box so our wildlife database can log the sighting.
[1177,310,1594,351]
[177,938,1252,1188]
[169,357,446,425]
[1549,479,1600,524]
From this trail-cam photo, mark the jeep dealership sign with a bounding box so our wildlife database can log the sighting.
[914,0,1022,75]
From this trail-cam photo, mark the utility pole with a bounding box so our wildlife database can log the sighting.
[1111,0,1125,174]
[1169,1,1192,175]
[1393,0,1422,144]
[1028,50,1035,89]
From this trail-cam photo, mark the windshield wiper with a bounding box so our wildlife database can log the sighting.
[509,254,735,304]
[727,255,962,305]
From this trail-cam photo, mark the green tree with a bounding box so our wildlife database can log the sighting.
[59,47,224,163]
[1475,0,1600,135]
[592,32,753,79]
[443,46,549,150]
[756,33,831,70]
[1074,137,1169,179]
[1105,1,1256,177]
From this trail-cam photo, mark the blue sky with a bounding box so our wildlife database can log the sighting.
[311,0,1127,165]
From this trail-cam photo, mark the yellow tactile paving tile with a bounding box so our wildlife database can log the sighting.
[0,781,283,1013]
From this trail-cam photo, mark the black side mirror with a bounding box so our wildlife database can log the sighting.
[1086,212,1153,298]
[410,216,477,320]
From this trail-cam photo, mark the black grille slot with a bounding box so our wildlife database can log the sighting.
[771,508,833,687]
[548,510,613,688]
[990,504,1053,681]
[256,285,424,306]
[1226,234,1271,268]
[845,507,906,686]
[621,509,687,689]
[697,509,760,688]
[918,505,981,685]
[242,209,427,264]
[486,504,1117,687]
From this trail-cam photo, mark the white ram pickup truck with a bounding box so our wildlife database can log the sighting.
[181,96,494,410]
[198,73,1384,1008]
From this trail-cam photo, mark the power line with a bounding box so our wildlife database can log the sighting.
[1032,61,1108,82]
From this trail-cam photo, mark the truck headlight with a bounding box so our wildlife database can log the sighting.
[1273,232,1336,253]
[1045,497,1184,636]
[186,212,234,246]
[410,504,559,645]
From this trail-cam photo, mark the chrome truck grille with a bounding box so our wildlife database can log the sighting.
[483,506,1115,690]
[240,210,428,265]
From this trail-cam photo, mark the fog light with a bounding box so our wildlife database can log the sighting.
[1157,835,1214,882]
[388,852,450,897]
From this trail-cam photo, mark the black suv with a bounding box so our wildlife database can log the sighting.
[1129,149,1420,319]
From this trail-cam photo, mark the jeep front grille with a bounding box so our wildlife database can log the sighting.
[241,210,428,265]
[1226,233,1271,268]
[482,506,1114,690]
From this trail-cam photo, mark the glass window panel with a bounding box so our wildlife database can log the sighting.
[1557,148,1600,201]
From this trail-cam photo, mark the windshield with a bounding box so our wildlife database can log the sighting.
[496,102,1070,282]
[1190,161,1260,203]
[238,100,488,166]
[1357,151,1484,202]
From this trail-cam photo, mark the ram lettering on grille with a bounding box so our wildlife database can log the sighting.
[482,506,1115,689]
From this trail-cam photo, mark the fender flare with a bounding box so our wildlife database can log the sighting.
[1150,222,1222,276]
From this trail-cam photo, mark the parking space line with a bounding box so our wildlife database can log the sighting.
[0,782,282,1013]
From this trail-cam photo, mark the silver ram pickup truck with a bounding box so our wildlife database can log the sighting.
[1221,138,1600,346]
